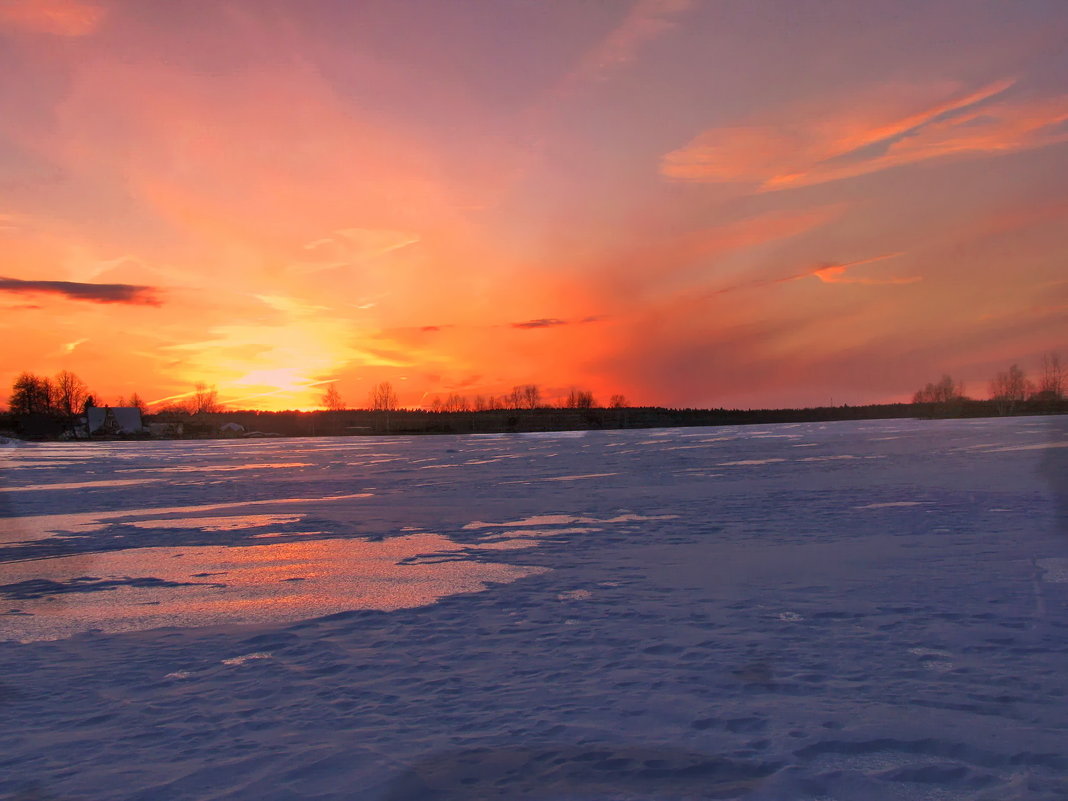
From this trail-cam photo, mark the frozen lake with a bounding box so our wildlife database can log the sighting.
[2,417,1067,800]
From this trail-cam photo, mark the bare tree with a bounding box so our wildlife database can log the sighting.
[516,384,542,409]
[989,364,1032,415]
[504,386,524,410]
[472,394,488,412]
[320,384,346,411]
[912,375,965,404]
[190,382,221,414]
[128,393,148,414]
[1036,352,1064,401]
[609,394,628,408]
[565,387,596,409]
[443,393,470,412]
[368,381,398,411]
[53,370,89,417]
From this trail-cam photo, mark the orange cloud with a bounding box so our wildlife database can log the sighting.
[574,0,692,82]
[702,252,916,297]
[811,255,920,286]
[0,0,104,36]
[662,79,1068,190]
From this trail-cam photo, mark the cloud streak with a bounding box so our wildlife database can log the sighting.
[662,79,1068,190]
[0,0,105,36]
[0,277,162,305]
[704,253,916,297]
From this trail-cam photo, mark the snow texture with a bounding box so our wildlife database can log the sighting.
[1,416,1066,800]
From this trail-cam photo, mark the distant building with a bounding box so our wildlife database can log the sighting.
[147,421,183,438]
[86,406,144,436]
[219,422,245,435]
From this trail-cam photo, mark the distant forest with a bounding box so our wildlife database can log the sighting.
[1,352,1064,440]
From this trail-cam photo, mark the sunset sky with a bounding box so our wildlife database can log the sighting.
[2,0,1066,411]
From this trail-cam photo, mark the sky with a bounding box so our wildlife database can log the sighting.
[1,0,1066,411]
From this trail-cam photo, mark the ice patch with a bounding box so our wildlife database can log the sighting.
[716,458,786,466]
[501,472,618,484]
[0,534,548,642]
[976,442,1068,453]
[0,478,166,492]
[126,514,305,532]
[463,513,677,530]
[0,494,372,545]
[116,462,313,474]
[909,647,955,672]
[519,431,587,439]
[854,501,931,509]
[1036,558,1068,583]
[481,527,599,541]
[557,589,592,601]
[2,460,92,468]
[467,540,540,550]
[222,652,272,666]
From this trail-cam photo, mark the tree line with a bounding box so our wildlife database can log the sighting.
[321,381,628,413]
[6,353,1064,419]
[7,370,149,418]
[913,352,1064,414]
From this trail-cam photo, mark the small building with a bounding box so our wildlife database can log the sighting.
[87,406,144,436]
[219,422,245,436]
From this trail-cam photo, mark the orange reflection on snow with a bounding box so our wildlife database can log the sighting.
[0,534,547,642]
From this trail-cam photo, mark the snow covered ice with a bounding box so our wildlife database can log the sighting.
[1,416,1066,800]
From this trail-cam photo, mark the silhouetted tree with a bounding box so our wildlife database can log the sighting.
[190,382,221,414]
[565,387,596,409]
[609,394,628,408]
[504,386,523,410]
[368,381,398,411]
[9,373,57,415]
[443,393,469,412]
[321,384,346,411]
[472,394,488,412]
[54,370,89,418]
[989,364,1031,415]
[912,374,964,404]
[128,392,148,414]
[518,384,542,409]
[1035,352,1064,401]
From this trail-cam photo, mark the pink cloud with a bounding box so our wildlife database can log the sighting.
[662,79,1068,190]
[0,0,104,36]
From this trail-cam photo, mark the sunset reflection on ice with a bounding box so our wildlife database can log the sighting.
[0,533,546,642]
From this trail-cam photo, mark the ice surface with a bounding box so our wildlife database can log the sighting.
[1,416,1067,800]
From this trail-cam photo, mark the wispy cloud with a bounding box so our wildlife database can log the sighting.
[0,276,162,305]
[705,253,915,297]
[511,318,568,329]
[811,258,920,285]
[662,79,1068,190]
[0,0,105,36]
[568,0,692,87]
[295,228,420,274]
[511,316,605,329]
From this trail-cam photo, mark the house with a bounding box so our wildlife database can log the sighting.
[86,406,144,436]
